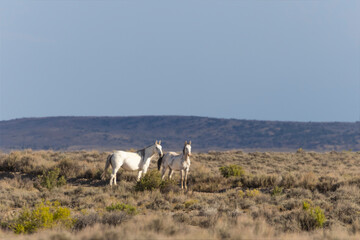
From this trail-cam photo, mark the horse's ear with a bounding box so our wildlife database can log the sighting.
[158,140,161,145]
[189,141,191,145]
[185,141,187,145]
[155,140,158,144]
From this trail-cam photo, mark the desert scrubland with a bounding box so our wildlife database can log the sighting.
[0,149,360,239]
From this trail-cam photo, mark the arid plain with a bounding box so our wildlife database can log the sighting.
[0,149,360,239]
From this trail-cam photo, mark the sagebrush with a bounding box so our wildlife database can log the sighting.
[0,150,359,240]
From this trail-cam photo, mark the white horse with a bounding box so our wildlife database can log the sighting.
[102,140,163,186]
[158,141,192,189]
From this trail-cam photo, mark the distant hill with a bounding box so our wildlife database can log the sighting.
[0,116,359,152]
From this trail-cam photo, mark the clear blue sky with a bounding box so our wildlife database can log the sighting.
[0,0,359,122]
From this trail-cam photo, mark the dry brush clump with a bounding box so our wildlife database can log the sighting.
[0,150,52,175]
[0,149,360,239]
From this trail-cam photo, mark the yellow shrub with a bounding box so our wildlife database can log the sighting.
[245,189,260,198]
[300,201,326,231]
[9,201,75,234]
[238,189,260,198]
[238,190,245,198]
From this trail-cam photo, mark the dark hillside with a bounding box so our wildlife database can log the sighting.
[0,116,359,151]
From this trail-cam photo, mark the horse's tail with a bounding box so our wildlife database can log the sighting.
[157,155,164,171]
[101,154,113,180]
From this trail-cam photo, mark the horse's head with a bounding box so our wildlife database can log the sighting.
[183,141,192,156]
[155,140,164,157]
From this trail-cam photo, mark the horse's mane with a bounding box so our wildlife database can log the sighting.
[137,144,153,152]
[136,149,145,158]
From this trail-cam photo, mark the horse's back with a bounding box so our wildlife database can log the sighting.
[113,150,139,158]
[163,152,179,162]
[164,152,184,169]
[168,152,179,157]
[112,151,142,170]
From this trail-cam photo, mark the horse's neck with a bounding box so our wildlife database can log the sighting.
[182,153,190,164]
[143,146,155,162]
[137,149,145,159]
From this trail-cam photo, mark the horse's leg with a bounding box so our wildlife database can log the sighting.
[184,169,189,189]
[112,166,121,186]
[168,168,174,179]
[143,165,149,175]
[161,166,167,180]
[180,169,184,189]
[114,169,118,185]
[109,166,116,186]
[137,170,143,181]
[110,173,114,186]
[110,169,117,186]
[111,157,123,186]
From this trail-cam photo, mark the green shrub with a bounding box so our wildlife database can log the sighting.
[219,165,245,178]
[302,201,311,211]
[272,186,283,196]
[299,201,326,231]
[136,172,182,193]
[106,203,137,215]
[9,201,75,234]
[38,168,66,190]
[134,170,162,191]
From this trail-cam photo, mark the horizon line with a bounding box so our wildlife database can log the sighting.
[0,115,358,124]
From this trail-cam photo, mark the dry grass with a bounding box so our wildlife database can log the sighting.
[0,150,360,239]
